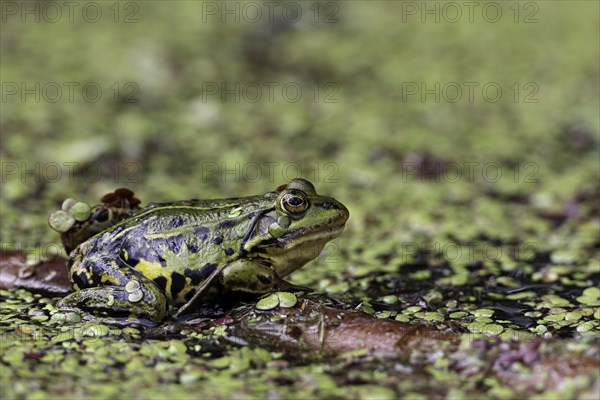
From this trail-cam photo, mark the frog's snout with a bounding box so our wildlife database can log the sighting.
[333,198,350,221]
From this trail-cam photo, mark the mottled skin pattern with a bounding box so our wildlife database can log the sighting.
[57,179,349,322]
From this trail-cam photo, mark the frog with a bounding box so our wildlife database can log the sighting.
[54,179,349,322]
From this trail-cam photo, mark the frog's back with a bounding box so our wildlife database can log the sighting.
[89,205,246,304]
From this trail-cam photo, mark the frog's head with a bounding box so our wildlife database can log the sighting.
[244,178,349,277]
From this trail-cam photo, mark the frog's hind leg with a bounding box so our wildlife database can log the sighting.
[58,255,167,322]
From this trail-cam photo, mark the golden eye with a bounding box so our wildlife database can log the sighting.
[281,191,308,214]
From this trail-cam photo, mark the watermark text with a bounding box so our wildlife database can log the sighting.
[2,82,140,104]
[1,162,142,184]
[201,82,339,103]
[401,1,539,23]
[401,82,539,103]
[200,1,339,24]
[1,1,139,23]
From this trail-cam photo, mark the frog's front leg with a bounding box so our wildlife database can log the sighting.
[58,255,167,322]
[220,259,312,294]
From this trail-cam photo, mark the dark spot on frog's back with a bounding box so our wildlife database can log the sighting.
[165,234,184,253]
[171,216,184,228]
[194,226,210,241]
[147,235,184,256]
[212,236,223,245]
[224,248,235,256]
[218,219,236,229]
[186,242,200,253]
[170,272,186,299]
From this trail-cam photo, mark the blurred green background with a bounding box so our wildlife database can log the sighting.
[1,0,598,280]
[1,1,599,398]
[2,1,598,243]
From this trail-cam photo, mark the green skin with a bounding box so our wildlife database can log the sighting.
[57,179,349,322]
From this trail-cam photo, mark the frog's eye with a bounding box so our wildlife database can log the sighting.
[281,191,308,214]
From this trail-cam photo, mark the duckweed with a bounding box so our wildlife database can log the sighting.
[2,2,598,398]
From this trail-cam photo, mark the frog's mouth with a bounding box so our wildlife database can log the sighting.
[278,224,346,247]
[249,223,345,251]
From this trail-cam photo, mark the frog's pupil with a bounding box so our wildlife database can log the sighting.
[288,197,303,206]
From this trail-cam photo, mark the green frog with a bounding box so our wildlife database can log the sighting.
[54,179,349,322]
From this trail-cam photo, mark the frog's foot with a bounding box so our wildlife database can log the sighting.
[57,280,167,322]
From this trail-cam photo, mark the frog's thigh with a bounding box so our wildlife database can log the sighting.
[59,260,167,322]
[220,259,308,294]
